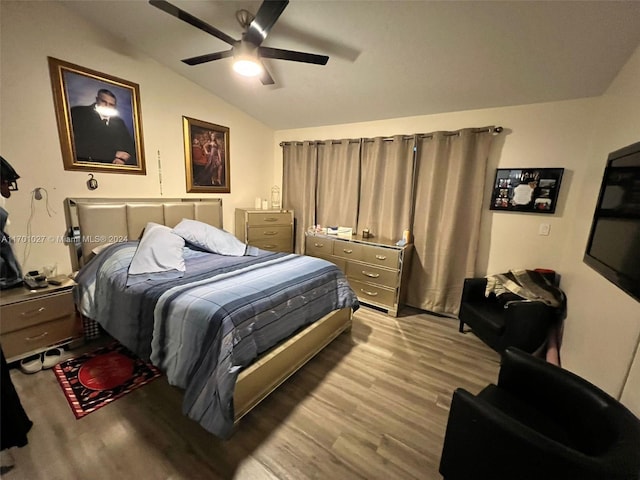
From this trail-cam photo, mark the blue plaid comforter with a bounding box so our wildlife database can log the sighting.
[73,242,358,438]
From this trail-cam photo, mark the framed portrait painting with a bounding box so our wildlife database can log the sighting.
[183,116,230,193]
[489,168,564,214]
[48,57,145,174]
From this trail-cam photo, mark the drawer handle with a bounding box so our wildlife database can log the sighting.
[263,218,278,222]
[360,288,378,297]
[343,249,353,254]
[362,271,380,278]
[263,244,276,249]
[375,254,387,260]
[21,307,46,318]
[263,231,279,236]
[25,331,49,342]
[313,242,324,248]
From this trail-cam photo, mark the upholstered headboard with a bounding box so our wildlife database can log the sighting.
[65,197,223,269]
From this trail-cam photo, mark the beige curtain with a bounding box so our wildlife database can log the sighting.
[282,142,318,254]
[357,136,415,242]
[316,140,360,230]
[406,128,495,315]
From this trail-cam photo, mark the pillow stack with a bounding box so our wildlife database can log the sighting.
[126,219,252,286]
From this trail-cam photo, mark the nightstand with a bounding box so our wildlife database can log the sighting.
[0,279,82,363]
[235,208,294,253]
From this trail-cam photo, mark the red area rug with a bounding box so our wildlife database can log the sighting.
[53,342,161,419]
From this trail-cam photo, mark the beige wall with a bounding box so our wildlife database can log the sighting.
[274,46,640,413]
[560,45,640,408]
[2,1,639,414]
[0,1,274,275]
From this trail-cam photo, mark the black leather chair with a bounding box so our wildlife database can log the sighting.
[458,277,558,353]
[439,348,640,480]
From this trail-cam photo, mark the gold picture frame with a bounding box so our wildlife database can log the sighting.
[183,116,230,193]
[48,57,145,175]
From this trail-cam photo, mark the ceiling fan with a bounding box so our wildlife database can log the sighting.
[149,0,329,85]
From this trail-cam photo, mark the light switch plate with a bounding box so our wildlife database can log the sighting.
[539,223,551,236]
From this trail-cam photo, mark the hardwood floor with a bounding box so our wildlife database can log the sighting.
[4,306,500,480]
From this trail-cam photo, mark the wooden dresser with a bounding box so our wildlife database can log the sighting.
[305,233,412,317]
[235,208,294,253]
[0,279,81,362]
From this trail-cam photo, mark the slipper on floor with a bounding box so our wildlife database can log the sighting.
[20,354,43,374]
[42,348,62,369]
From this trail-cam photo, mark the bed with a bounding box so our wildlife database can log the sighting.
[65,198,358,438]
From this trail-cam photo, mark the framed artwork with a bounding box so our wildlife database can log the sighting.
[183,116,230,193]
[490,168,564,213]
[48,57,145,175]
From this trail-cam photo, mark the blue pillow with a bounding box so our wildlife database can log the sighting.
[173,219,251,256]
[126,222,185,286]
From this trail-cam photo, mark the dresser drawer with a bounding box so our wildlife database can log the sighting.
[363,246,400,269]
[349,279,396,308]
[251,237,293,252]
[246,212,292,226]
[0,315,77,359]
[346,262,399,288]
[333,240,364,261]
[306,236,334,256]
[1,291,74,334]
[248,225,292,242]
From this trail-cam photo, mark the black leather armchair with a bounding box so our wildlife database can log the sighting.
[439,348,640,480]
[458,277,558,353]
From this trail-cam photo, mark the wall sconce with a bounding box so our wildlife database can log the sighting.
[87,174,98,190]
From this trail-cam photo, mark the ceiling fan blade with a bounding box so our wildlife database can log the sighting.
[149,0,237,46]
[258,46,329,65]
[259,61,275,86]
[244,0,289,46]
[182,49,233,66]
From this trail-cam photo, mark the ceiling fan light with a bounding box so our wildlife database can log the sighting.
[233,58,262,77]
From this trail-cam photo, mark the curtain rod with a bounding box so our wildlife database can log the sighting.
[279,126,503,147]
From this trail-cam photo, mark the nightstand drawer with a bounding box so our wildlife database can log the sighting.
[346,262,398,288]
[0,315,77,359]
[333,240,364,261]
[246,212,292,226]
[1,291,74,334]
[247,225,292,241]
[251,237,293,252]
[349,279,396,308]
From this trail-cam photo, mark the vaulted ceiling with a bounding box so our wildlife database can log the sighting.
[59,0,640,130]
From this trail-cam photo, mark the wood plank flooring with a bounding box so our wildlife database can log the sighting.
[4,306,500,480]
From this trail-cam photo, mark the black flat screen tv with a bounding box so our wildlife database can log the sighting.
[583,141,640,302]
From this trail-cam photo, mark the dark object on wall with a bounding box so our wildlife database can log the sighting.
[583,140,640,302]
[489,167,564,213]
[87,174,98,190]
[458,277,559,354]
[0,157,23,290]
[439,347,640,480]
[0,156,19,193]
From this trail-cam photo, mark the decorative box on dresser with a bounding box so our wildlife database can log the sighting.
[305,233,413,317]
[235,208,294,253]
[0,279,82,363]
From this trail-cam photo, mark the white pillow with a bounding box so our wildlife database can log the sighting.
[173,218,247,256]
[126,222,185,286]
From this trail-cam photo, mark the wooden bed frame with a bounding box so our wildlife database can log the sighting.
[64,197,352,424]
